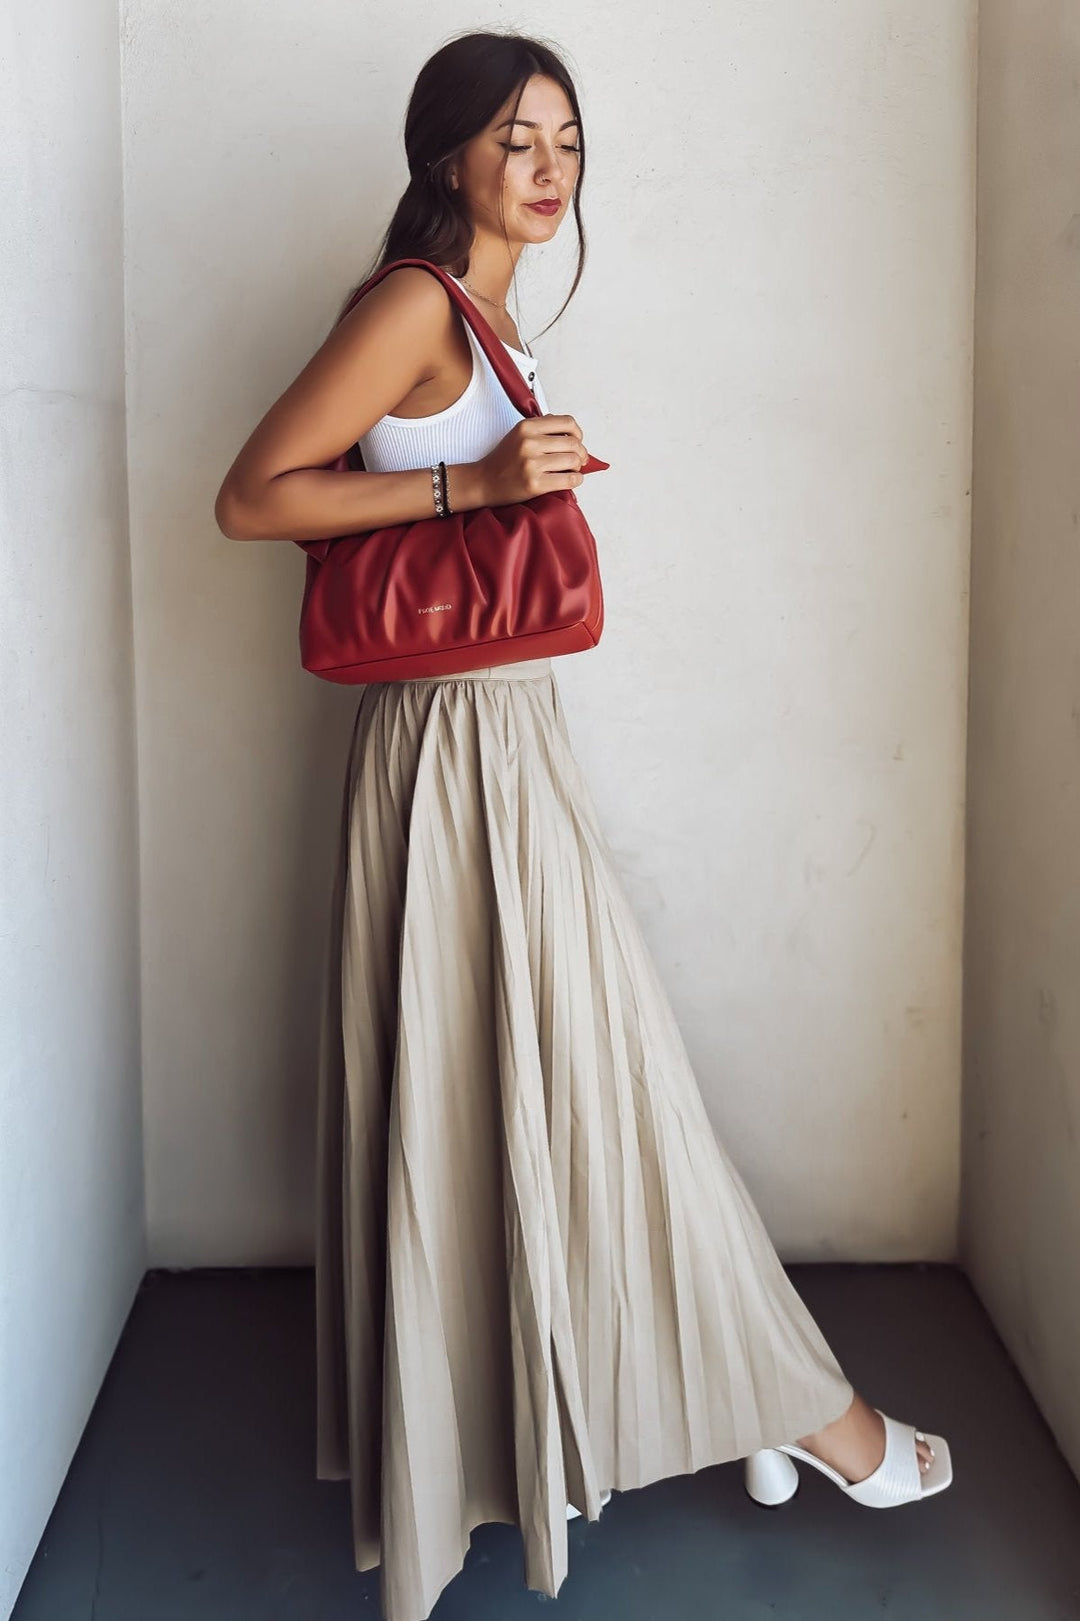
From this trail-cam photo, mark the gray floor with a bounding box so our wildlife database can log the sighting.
[11,1263,1080,1619]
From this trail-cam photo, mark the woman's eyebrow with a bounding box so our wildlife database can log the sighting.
[493,118,580,131]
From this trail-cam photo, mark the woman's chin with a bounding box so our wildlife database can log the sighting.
[520,210,561,237]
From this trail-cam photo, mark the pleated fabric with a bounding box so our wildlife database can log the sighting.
[314,654,854,1621]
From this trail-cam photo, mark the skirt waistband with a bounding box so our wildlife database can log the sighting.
[402,656,553,684]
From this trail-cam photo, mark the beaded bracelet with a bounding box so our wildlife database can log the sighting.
[429,462,446,517]
[429,461,454,518]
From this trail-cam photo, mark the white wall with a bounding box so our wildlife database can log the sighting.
[0,0,146,1609]
[961,0,1080,1478]
[121,0,975,1267]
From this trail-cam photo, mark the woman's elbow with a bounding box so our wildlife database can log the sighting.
[214,481,254,542]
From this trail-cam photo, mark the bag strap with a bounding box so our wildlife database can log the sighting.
[337,255,543,421]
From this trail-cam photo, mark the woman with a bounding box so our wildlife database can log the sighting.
[214,29,951,1621]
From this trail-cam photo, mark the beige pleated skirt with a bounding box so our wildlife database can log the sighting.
[314,653,854,1621]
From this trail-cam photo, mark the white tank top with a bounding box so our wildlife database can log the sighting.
[355,271,550,474]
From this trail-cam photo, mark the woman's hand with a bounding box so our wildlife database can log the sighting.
[474,414,591,506]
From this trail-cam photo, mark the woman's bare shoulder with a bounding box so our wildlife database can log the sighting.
[334,263,453,343]
[215,266,454,509]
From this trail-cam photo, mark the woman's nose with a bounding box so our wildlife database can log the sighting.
[536,147,565,183]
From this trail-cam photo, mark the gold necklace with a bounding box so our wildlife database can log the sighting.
[459,274,531,357]
[461,278,508,313]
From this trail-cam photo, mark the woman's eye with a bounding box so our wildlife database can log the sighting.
[501,143,582,155]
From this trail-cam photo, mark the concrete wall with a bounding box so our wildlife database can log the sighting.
[0,0,146,1609]
[961,0,1080,1479]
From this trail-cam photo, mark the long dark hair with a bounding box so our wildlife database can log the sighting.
[335,29,589,339]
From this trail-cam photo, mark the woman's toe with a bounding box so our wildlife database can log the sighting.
[913,1433,934,1472]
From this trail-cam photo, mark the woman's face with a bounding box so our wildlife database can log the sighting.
[452,74,582,246]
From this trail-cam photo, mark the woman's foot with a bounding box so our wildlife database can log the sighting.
[796,1391,935,1483]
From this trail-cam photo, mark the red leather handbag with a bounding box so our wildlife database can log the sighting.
[293,256,609,683]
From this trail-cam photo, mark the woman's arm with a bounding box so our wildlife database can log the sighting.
[213,267,489,542]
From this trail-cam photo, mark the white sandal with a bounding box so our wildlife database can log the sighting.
[566,1489,613,1520]
[744,1408,952,1508]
